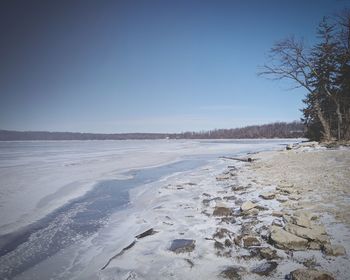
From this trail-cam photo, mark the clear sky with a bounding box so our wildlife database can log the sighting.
[0,0,348,133]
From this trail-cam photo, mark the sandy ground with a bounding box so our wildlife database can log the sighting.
[251,147,350,225]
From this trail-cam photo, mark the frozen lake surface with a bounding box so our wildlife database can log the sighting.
[0,139,300,279]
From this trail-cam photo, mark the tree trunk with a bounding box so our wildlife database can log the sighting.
[335,101,343,140]
[345,108,350,140]
[314,100,332,141]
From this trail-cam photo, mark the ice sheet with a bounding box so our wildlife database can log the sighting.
[0,139,299,235]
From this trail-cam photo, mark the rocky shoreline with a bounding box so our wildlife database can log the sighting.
[101,143,350,280]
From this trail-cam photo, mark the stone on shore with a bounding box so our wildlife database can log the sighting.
[289,213,312,228]
[276,185,294,194]
[322,244,346,256]
[287,268,335,280]
[169,239,195,254]
[213,228,233,239]
[219,266,245,280]
[243,208,259,216]
[242,236,261,248]
[216,174,231,181]
[135,228,157,239]
[257,247,278,260]
[272,211,284,217]
[276,196,288,202]
[284,223,328,244]
[308,241,322,250]
[272,219,283,227]
[270,226,308,250]
[259,192,275,200]
[213,205,232,216]
[251,261,278,276]
[240,201,257,212]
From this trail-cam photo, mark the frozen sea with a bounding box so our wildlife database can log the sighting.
[0,139,300,279]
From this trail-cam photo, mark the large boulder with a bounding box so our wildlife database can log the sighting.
[289,214,312,228]
[284,212,318,229]
[270,226,308,250]
[284,223,328,244]
[287,268,334,280]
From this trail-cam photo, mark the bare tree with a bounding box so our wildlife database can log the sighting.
[258,36,333,141]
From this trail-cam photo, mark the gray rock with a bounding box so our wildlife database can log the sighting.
[276,185,294,194]
[258,247,278,260]
[231,185,245,192]
[276,196,289,202]
[216,174,231,181]
[223,195,237,201]
[224,239,233,247]
[243,208,259,216]
[272,219,283,227]
[135,228,158,239]
[213,228,233,239]
[270,226,308,250]
[213,206,232,216]
[214,241,225,250]
[287,268,334,280]
[289,213,312,228]
[289,194,301,201]
[272,211,284,217]
[286,144,293,150]
[302,257,317,268]
[169,239,195,253]
[308,241,322,250]
[202,199,211,206]
[242,236,261,248]
[287,212,319,228]
[221,217,236,224]
[255,205,269,211]
[251,261,278,276]
[259,192,275,200]
[219,266,245,280]
[241,201,257,211]
[322,244,346,256]
[285,223,328,244]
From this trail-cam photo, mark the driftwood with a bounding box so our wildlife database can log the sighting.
[220,156,254,162]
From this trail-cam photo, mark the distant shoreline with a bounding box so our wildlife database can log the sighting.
[0,121,304,141]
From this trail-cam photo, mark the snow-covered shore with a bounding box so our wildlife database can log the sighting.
[92,143,349,280]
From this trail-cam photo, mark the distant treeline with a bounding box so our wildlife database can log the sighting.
[178,121,304,139]
[0,122,304,141]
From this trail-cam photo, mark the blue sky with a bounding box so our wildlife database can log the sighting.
[0,0,348,133]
